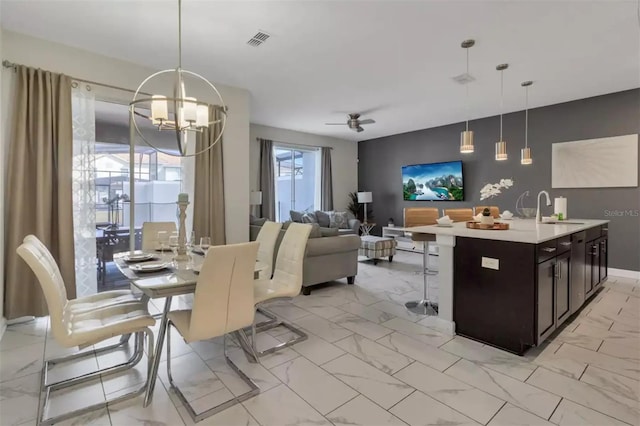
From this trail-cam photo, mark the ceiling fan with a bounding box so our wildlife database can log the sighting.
[325,113,376,133]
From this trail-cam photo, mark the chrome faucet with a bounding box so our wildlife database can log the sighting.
[536,190,552,223]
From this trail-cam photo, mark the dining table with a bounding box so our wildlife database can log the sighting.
[113,249,268,407]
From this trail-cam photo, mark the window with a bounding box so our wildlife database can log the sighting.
[274,146,320,221]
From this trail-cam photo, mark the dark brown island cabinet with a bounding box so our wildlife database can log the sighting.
[453,222,609,355]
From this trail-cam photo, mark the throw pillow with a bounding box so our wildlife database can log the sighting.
[250,217,267,226]
[327,211,339,229]
[315,210,331,228]
[320,227,339,237]
[290,210,304,223]
[301,212,317,223]
[333,211,351,229]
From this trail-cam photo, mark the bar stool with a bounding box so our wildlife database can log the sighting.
[403,208,439,316]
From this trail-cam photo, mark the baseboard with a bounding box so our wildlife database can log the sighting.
[608,268,640,281]
[0,317,6,342]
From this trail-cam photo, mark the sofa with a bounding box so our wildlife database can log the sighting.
[289,209,360,235]
[250,221,360,295]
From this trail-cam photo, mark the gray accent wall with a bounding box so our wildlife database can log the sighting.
[358,89,639,271]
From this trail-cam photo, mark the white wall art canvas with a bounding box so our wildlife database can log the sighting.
[552,134,638,188]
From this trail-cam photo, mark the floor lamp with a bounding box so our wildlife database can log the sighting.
[250,191,263,217]
[357,192,372,224]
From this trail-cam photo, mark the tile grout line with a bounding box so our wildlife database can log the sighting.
[483,401,507,426]
[546,397,563,421]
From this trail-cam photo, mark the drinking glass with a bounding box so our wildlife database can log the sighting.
[157,231,168,251]
[199,237,211,256]
[187,231,196,251]
[168,235,179,256]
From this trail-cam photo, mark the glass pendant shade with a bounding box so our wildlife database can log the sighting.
[495,141,508,161]
[521,147,532,164]
[460,130,474,153]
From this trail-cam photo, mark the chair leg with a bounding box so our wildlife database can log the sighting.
[244,304,308,358]
[167,329,260,423]
[38,328,154,426]
[44,333,138,391]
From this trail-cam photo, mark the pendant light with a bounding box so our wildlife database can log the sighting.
[129,0,227,157]
[495,63,509,161]
[521,81,533,165]
[460,39,475,154]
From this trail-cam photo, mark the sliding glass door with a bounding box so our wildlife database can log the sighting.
[274,146,319,222]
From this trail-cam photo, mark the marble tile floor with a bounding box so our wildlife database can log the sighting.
[1,251,639,426]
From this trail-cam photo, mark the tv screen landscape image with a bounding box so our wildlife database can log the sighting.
[402,161,464,201]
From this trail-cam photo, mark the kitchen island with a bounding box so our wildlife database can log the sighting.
[398,219,609,354]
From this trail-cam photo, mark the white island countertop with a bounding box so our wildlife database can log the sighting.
[397,218,609,244]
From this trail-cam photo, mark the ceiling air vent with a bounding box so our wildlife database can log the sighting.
[247,31,271,47]
[452,73,475,84]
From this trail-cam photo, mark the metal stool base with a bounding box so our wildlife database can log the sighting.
[405,300,439,316]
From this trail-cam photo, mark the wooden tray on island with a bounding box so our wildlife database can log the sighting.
[466,221,510,230]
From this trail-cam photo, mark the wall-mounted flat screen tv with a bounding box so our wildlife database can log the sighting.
[402,161,464,201]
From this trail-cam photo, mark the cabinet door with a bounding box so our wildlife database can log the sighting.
[556,253,571,326]
[599,238,608,283]
[590,242,600,291]
[537,259,556,341]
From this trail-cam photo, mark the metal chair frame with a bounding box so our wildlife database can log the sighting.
[166,321,259,422]
[247,300,308,358]
[37,329,154,426]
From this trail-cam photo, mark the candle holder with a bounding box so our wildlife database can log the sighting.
[174,194,191,262]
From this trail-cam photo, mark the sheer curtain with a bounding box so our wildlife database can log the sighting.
[71,85,97,296]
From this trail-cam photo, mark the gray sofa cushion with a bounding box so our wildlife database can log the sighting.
[320,227,339,237]
[250,217,267,226]
[315,210,331,228]
[302,212,317,223]
[290,210,304,223]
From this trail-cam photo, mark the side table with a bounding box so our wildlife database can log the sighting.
[359,222,376,236]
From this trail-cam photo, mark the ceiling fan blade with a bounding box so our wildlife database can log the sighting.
[325,123,347,125]
[356,126,364,132]
[358,119,375,125]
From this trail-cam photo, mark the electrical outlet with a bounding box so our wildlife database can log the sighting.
[481,257,500,270]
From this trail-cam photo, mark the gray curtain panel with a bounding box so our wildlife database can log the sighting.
[193,108,226,245]
[259,138,276,220]
[4,66,75,319]
[321,147,334,211]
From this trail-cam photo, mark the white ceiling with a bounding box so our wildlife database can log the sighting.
[2,1,639,142]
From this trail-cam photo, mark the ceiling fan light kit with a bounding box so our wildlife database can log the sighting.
[325,113,376,133]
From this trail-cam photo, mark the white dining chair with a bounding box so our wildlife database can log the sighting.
[24,235,142,315]
[165,241,260,422]
[250,222,312,357]
[17,237,156,426]
[255,220,283,280]
[141,221,177,251]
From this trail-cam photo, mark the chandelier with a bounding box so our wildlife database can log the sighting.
[129,0,227,157]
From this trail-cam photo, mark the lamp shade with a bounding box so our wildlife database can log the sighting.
[250,191,263,206]
[357,192,373,203]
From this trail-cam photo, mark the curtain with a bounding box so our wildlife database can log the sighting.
[193,108,226,245]
[259,138,275,220]
[4,66,75,319]
[71,85,97,297]
[320,147,334,211]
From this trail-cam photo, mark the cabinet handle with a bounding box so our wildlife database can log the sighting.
[591,246,599,257]
[542,247,557,253]
[560,242,572,247]
[603,228,608,231]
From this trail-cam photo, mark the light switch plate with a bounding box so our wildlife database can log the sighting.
[481,256,500,270]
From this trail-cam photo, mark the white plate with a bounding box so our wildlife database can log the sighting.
[436,223,454,227]
[130,262,170,273]
[124,253,155,262]
[499,216,513,220]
